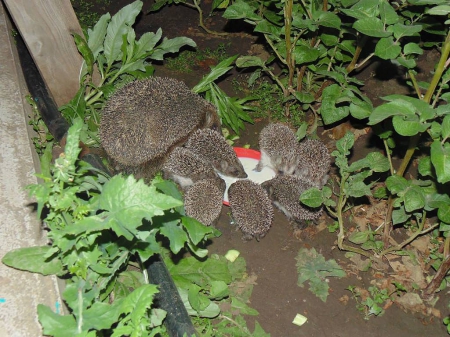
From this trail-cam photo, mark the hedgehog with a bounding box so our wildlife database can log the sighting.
[261,175,322,229]
[228,180,274,241]
[184,129,247,178]
[162,147,219,191]
[100,77,220,178]
[254,123,300,175]
[295,138,330,188]
[184,178,226,227]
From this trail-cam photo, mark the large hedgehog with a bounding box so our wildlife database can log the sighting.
[162,147,219,191]
[295,138,330,188]
[228,180,274,241]
[100,77,220,179]
[184,129,247,178]
[255,123,300,175]
[261,175,322,229]
[184,178,226,227]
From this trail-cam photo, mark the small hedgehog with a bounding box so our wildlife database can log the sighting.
[295,138,330,188]
[184,178,226,227]
[162,147,219,191]
[261,175,322,229]
[184,129,247,178]
[228,180,274,241]
[255,123,300,175]
[100,77,220,178]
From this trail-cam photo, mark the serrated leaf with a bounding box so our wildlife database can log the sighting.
[336,131,355,156]
[353,17,391,38]
[134,29,162,60]
[181,216,218,245]
[150,36,196,61]
[120,284,159,330]
[375,37,401,60]
[104,0,142,66]
[2,246,63,276]
[431,140,450,183]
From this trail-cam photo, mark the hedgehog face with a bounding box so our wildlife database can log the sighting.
[219,160,248,178]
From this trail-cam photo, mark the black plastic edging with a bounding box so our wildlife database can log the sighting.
[14,29,197,337]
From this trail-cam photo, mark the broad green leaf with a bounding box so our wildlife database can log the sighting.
[231,297,259,315]
[439,206,450,223]
[300,187,323,208]
[442,115,450,139]
[392,114,428,136]
[392,207,410,225]
[348,231,369,244]
[404,185,425,212]
[353,17,391,38]
[403,42,423,55]
[366,152,390,172]
[375,37,401,60]
[314,11,341,29]
[235,55,266,68]
[391,24,423,39]
[386,175,409,194]
[181,216,218,245]
[38,305,78,337]
[87,13,111,58]
[427,5,450,15]
[222,0,261,21]
[425,192,450,211]
[320,84,350,125]
[368,100,415,125]
[431,140,450,183]
[418,156,433,177]
[83,301,123,331]
[350,102,372,119]
[99,175,183,236]
[254,19,281,35]
[160,221,188,254]
[178,287,220,318]
[151,36,196,60]
[379,0,399,25]
[346,181,372,198]
[294,46,320,64]
[192,55,238,93]
[189,284,211,312]
[210,280,229,300]
[2,246,63,276]
[395,57,416,69]
[104,0,142,66]
[134,29,162,60]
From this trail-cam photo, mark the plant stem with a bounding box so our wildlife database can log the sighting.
[78,286,83,332]
[191,0,228,36]
[383,139,395,176]
[346,35,369,74]
[284,0,295,93]
[423,31,450,104]
[423,236,450,298]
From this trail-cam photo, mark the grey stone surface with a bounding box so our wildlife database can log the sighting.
[0,2,62,336]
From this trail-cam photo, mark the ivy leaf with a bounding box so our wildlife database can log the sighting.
[431,140,450,184]
[2,246,63,276]
[38,304,79,337]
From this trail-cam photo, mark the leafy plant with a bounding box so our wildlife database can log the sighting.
[2,120,219,336]
[26,95,54,155]
[295,247,346,302]
[61,0,197,146]
[348,285,390,320]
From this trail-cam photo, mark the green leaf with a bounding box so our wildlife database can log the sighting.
[350,102,372,119]
[2,246,63,276]
[83,301,123,331]
[254,19,281,35]
[314,11,341,29]
[431,140,450,183]
[391,24,423,39]
[353,17,391,38]
[439,206,450,224]
[38,305,78,337]
[336,131,355,156]
[189,284,211,312]
[375,37,401,60]
[235,55,266,68]
[403,42,423,56]
[379,0,399,25]
[87,12,110,58]
[210,280,229,300]
[418,156,433,177]
[320,84,350,125]
[368,100,415,125]
[346,181,372,198]
[222,0,261,21]
[120,284,159,328]
[151,36,196,61]
[73,33,94,76]
[231,297,259,315]
[427,5,450,15]
[192,55,238,93]
[392,114,428,136]
[348,231,370,244]
[366,152,390,172]
[386,175,409,194]
[104,0,142,66]
[178,287,220,318]
[404,185,425,212]
[294,45,321,64]
[392,207,410,225]
[442,115,450,139]
[160,221,188,254]
[181,216,218,245]
[300,187,323,208]
[133,29,162,60]
[99,175,183,238]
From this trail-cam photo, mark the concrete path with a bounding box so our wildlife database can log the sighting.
[0,2,62,336]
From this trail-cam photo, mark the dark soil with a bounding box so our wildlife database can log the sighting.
[81,1,449,336]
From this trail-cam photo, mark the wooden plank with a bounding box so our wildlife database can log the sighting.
[3,0,84,106]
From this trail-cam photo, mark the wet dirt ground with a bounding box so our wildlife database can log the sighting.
[83,1,449,335]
